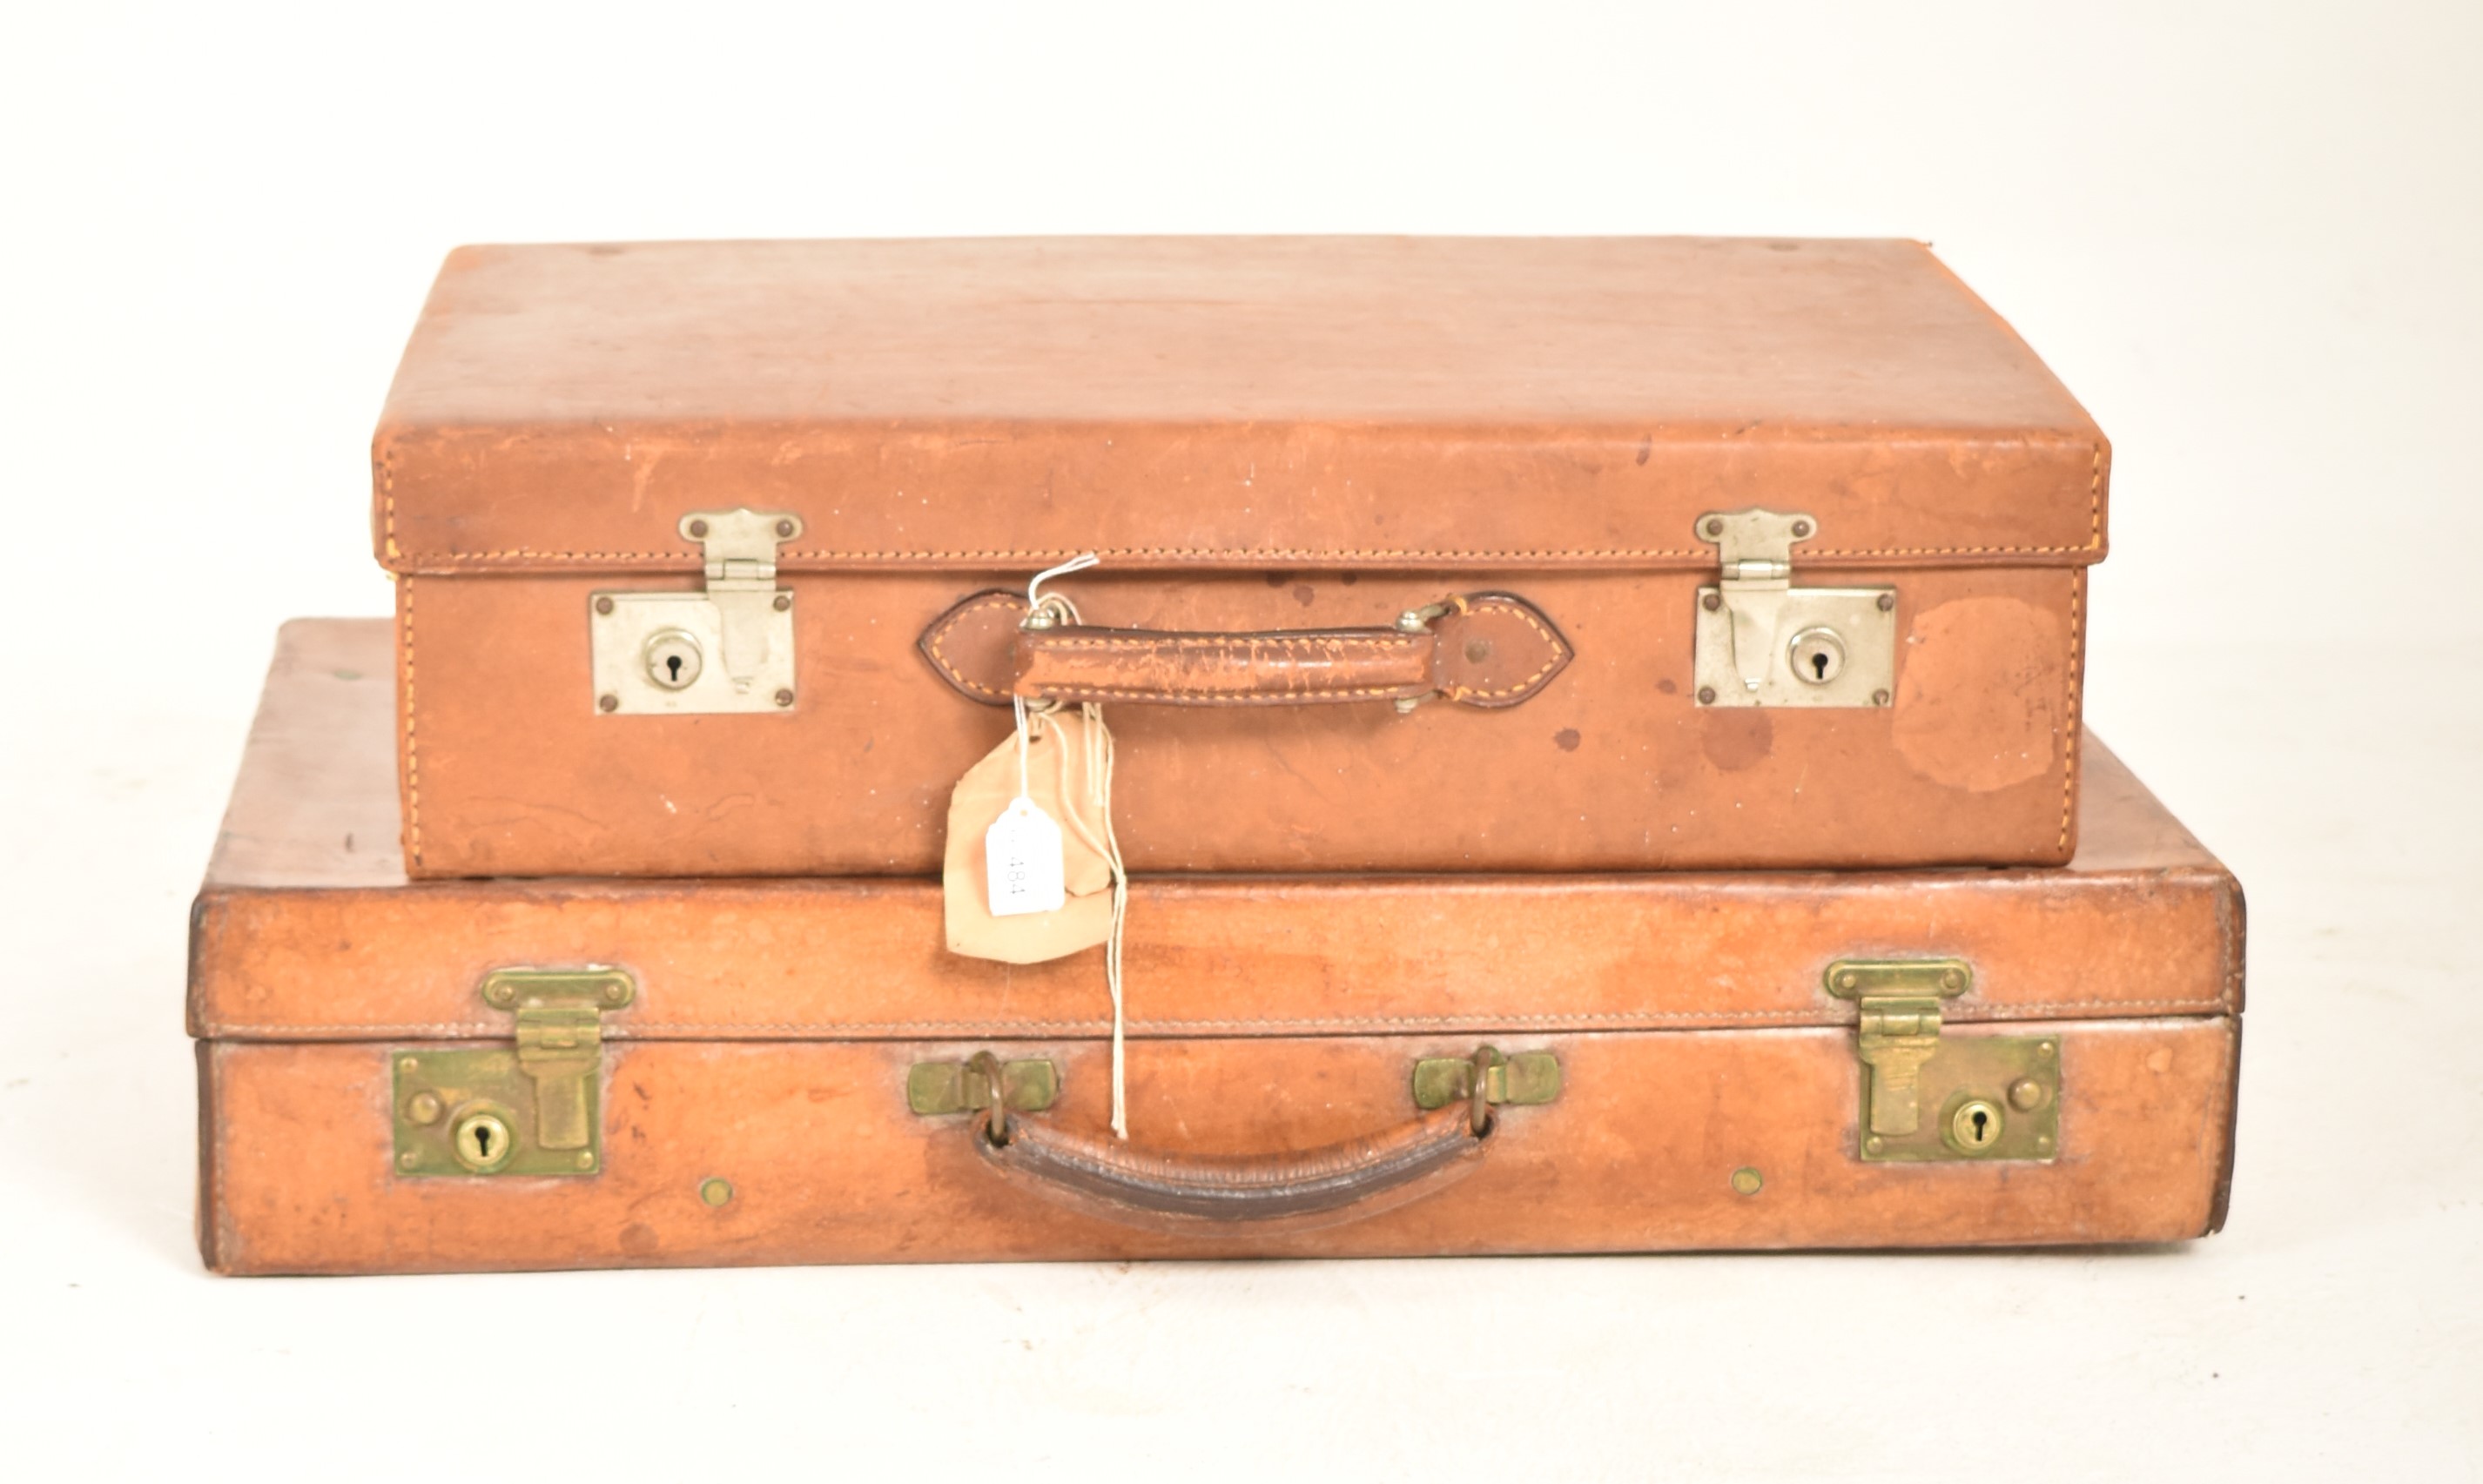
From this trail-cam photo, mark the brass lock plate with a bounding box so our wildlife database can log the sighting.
[1859,1035,2059,1164]
[392,967,632,1178]
[393,1049,607,1177]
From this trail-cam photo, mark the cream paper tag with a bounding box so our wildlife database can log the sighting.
[945,709,1115,964]
[985,796,1065,916]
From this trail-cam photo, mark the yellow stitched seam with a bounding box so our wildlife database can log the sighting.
[2060,562,2086,852]
[1036,635,1422,650]
[1441,595,1570,701]
[400,575,421,868]
[380,445,399,563]
[391,546,2098,566]
[1042,685,1422,703]
[385,450,2111,568]
[927,593,1022,698]
[207,997,2229,1038]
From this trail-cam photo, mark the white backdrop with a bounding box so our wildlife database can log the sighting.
[3,3,2476,1478]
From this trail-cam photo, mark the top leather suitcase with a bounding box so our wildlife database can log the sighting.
[374,236,2108,879]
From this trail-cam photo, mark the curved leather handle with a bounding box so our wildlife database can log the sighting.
[975,1103,1490,1233]
[919,591,1571,709]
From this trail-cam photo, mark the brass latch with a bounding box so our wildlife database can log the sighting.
[904,1051,1559,1125]
[1827,958,2059,1163]
[906,1056,1061,1117]
[1835,958,1970,1138]
[392,969,634,1178]
[1410,1048,1563,1111]
[589,508,803,715]
[1693,509,1896,708]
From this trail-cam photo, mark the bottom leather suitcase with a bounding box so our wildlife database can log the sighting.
[190,621,2244,1274]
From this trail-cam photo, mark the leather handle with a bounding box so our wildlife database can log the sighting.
[1017,624,1433,707]
[919,590,1571,709]
[974,1102,1491,1233]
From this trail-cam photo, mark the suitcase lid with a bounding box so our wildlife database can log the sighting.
[371,238,2109,577]
[192,622,2235,1044]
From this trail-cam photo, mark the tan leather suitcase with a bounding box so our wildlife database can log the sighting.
[192,622,2236,1274]
[374,236,2108,879]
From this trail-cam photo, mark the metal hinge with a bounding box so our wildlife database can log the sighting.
[589,508,803,715]
[392,969,635,1178]
[1826,958,2060,1163]
[1692,509,1896,708]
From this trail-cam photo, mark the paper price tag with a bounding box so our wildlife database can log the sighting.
[985,796,1067,917]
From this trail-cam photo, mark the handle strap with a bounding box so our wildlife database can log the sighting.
[919,591,1571,709]
[975,1102,1489,1233]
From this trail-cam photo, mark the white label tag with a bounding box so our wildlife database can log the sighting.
[985,796,1067,917]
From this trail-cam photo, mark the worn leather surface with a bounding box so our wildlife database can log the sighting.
[192,626,2241,1271]
[920,590,1570,708]
[198,623,2238,1042]
[374,238,2106,876]
[397,561,2088,876]
[198,1022,2238,1273]
[372,238,2108,572]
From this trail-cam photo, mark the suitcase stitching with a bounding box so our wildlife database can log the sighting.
[385,539,2103,565]
[1034,636,1422,650]
[384,447,425,869]
[2061,562,2086,852]
[1031,633,1425,700]
[204,998,2231,1037]
[1022,688,1423,704]
[925,591,1023,698]
[2056,449,2102,853]
[380,446,2107,565]
[400,573,422,869]
[1437,596,1569,702]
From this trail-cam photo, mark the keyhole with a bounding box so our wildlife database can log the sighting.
[1948,1098,2005,1153]
[1787,627,1845,686]
[641,629,703,690]
[451,1110,515,1172]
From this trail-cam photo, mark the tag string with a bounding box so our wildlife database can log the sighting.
[1019,567,1133,1142]
[1027,552,1099,609]
[1011,694,1033,802]
[1092,702,1129,1140]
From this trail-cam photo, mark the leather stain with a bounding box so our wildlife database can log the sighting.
[1700,709,1773,772]
[1893,596,2062,792]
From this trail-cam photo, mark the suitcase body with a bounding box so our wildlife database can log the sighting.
[375,237,2108,879]
[192,622,2237,1275]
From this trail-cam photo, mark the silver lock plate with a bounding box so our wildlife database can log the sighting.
[589,509,800,715]
[1692,508,1897,708]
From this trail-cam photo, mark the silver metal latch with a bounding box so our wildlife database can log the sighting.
[589,509,803,715]
[1692,509,1896,708]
